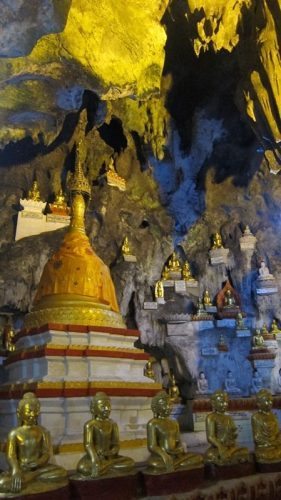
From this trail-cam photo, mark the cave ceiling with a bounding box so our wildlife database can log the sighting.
[0,0,280,321]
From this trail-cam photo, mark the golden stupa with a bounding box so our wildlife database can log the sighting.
[25,141,124,329]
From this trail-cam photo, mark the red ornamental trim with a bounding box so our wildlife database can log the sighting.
[193,396,281,412]
[4,347,149,365]
[0,386,160,399]
[16,323,140,341]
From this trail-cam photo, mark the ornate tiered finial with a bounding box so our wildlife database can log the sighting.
[68,140,91,198]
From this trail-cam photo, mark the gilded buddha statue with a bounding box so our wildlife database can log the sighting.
[25,134,124,329]
[27,180,41,202]
[0,393,67,494]
[51,188,68,211]
[147,391,203,473]
[77,392,135,477]
[203,290,212,307]
[252,389,281,463]
[211,232,223,250]
[270,319,281,336]
[204,390,250,465]
[223,289,237,308]
[161,265,169,280]
[155,280,164,300]
[253,329,265,348]
[144,359,155,380]
[182,261,195,281]
[121,236,131,256]
[167,252,181,273]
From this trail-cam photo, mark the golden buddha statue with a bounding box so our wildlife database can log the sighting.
[261,323,269,336]
[203,290,212,307]
[121,236,132,256]
[77,392,135,477]
[253,329,264,348]
[52,188,68,211]
[27,180,41,202]
[252,389,281,463]
[270,319,281,336]
[144,359,155,380]
[211,232,223,250]
[25,138,124,329]
[168,374,180,403]
[182,261,195,281]
[204,390,250,465]
[161,266,169,280]
[0,393,67,494]
[147,391,203,473]
[236,311,246,329]
[167,252,181,273]
[155,280,164,300]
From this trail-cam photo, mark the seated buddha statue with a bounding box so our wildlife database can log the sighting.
[224,370,241,395]
[253,329,265,348]
[223,289,237,309]
[211,232,223,250]
[204,390,250,465]
[203,290,212,307]
[77,392,135,477]
[252,389,281,463]
[121,236,132,256]
[147,391,203,473]
[258,260,274,281]
[27,180,41,202]
[144,359,155,380]
[197,371,211,395]
[167,252,181,273]
[168,374,180,403]
[51,188,68,211]
[182,261,195,281]
[0,393,67,494]
[250,369,263,395]
[270,319,281,336]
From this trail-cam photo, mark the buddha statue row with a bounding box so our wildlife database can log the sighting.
[2,388,281,494]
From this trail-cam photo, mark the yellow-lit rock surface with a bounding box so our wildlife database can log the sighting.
[0,0,169,145]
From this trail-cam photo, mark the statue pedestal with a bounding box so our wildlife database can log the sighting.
[123,254,137,263]
[256,279,278,295]
[69,472,139,500]
[0,484,70,500]
[255,461,281,473]
[205,460,255,481]
[209,248,229,265]
[141,467,204,496]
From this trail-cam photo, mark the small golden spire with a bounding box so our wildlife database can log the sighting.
[68,140,91,198]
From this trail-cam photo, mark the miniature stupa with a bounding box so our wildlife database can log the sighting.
[25,141,124,329]
[0,134,161,468]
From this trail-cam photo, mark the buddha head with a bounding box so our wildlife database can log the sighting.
[211,390,228,413]
[151,391,172,418]
[17,392,40,425]
[256,389,273,412]
[91,392,111,420]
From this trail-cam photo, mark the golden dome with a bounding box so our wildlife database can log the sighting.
[25,188,124,329]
